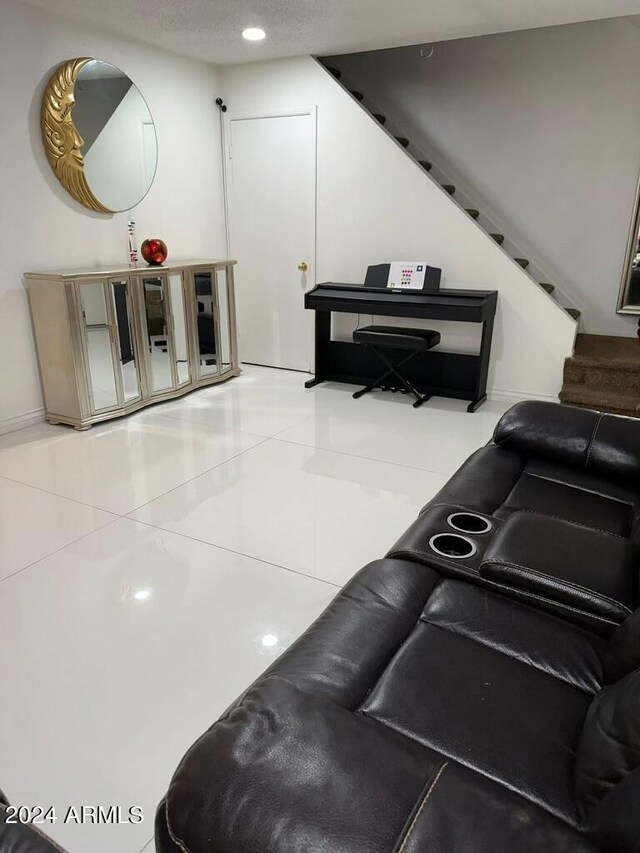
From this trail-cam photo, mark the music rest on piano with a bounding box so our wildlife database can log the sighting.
[304,282,498,412]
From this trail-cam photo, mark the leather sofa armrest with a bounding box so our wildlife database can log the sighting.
[493,401,640,479]
[479,512,636,623]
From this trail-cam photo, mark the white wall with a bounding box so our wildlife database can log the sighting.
[328,17,640,337]
[0,0,226,432]
[221,56,576,400]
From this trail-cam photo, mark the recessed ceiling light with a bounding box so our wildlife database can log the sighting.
[242,27,266,42]
[261,633,278,647]
[133,588,151,601]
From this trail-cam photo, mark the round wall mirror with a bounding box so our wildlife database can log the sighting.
[41,58,158,214]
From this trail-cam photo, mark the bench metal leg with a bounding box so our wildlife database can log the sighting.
[353,347,432,408]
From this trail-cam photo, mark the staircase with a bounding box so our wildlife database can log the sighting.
[323,63,582,324]
[560,334,640,418]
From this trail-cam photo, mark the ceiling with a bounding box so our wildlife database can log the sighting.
[25,0,640,65]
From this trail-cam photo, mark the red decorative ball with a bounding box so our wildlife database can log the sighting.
[141,238,168,266]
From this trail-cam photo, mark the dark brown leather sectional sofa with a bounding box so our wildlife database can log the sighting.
[156,402,640,853]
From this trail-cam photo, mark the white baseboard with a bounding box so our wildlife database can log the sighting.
[488,388,559,405]
[0,407,45,436]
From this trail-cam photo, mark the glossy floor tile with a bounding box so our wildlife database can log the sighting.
[0,476,115,580]
[0,519,336,852]
[275,388,512,474]
[131,439,448,585]
[0,413,264,514]
[153,364,344,437]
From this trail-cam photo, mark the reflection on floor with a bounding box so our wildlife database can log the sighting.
[0,365,514,852]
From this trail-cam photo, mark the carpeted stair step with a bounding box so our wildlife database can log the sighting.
[442,184,455,195]
[327,67,341,79]
[563,334,640,389]
[490,233,504,245]
[564,361,640,390]
[566,308,581,321]
[372,113,386,125]
[349,90,364,101]
[466,209,480,219]
[395,136,410,148]
[514,258,529,269]
[559,383,640,418]
[419,160,432,171]
[540,282,554,294]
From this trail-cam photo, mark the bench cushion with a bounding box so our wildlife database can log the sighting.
[353,325,441,350]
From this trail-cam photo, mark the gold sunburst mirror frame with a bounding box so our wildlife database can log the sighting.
[41,58,158,214]
[41,57,113,213]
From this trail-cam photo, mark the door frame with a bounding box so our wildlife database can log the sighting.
[222,105,318,373]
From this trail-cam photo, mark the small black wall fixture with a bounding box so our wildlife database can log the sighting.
[216,97,227,112]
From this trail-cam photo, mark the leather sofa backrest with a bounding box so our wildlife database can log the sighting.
[493,402,640,480]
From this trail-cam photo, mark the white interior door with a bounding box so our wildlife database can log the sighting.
[225,108,316,371]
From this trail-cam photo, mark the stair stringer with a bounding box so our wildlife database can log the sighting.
[310,56,576,399]
[320,58,583,324]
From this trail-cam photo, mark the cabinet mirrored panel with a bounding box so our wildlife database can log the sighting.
[24,261,239,429]
[168,272,190,387]
[111,279,141,403]
[194,270,219,378]
[142,275,174,395]
[79,281,119,411]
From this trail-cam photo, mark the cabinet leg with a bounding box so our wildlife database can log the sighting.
[74,423,93,431]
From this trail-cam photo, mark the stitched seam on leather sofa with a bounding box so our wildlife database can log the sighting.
[483,580,618,627]
[585,413,604,469]
[521,471,633,510]
[358,711,579,826]
[396,761,449,853]
[481,558,632,615]
[164,797,191,853]
[509,508,628,539]
[419,615,599,695]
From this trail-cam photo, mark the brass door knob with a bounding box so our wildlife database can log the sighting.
[297,261,308,272]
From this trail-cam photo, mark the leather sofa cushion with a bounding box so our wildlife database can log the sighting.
[480,513,637,623]
[393,760,599,853]
[361,598,591,823]
[575,670,640,821]
[424,580,605,693]
[494,402,640,480]
[494,458,638,536]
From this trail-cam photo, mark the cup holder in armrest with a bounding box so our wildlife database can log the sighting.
[428,533,478,560]
[447,512,493,535]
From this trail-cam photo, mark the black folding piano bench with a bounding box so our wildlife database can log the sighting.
[352,325,441,408]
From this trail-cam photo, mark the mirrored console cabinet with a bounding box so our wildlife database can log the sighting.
[24,260,240,429]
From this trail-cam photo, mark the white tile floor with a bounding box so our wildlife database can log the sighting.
[0,366,513,852]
